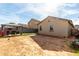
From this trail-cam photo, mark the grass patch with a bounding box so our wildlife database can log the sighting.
[73,48,79,56]
[70,41,79,56]
[64,40,78,56]
[22,32,36,36]
[0,36,8,39]
[0,33,36,39]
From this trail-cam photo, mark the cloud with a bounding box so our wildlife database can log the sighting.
[0,3,72,24]
[0,13,20,24]
[56,3,79,25]
[16,3,63,19]
[0,3,79,25]
[72,19,79,25]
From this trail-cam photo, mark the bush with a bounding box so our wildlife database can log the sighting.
[71,40,79,50]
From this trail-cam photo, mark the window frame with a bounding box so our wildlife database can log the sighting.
[49,25,54,32]
[39,26,42,31]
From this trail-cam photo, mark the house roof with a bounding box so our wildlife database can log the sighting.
[28,18,40,24]
[37,16,74,28]
[75,25,79,28]
[1,23,22,27]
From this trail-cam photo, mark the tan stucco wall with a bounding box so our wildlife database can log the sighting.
[68,23,75,36]
[28,20,39,29]
[38,17,71,37]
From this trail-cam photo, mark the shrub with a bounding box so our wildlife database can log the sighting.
[71,40,79,50]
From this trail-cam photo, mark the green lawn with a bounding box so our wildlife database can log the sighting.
[0,33,36,38]
[22,33,36,36]
[73,49,79,56]
[70,44,79,56]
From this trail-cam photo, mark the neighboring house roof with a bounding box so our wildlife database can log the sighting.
[75,25,79,27]
[1,23,28,29]
[18,23,28,28]
[75,25,79,29]
[0,27,1,30]
[37,16,74,28]
[1,23,22,27]
[28,18,40,24]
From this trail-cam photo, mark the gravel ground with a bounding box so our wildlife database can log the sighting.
[0,35,75,56]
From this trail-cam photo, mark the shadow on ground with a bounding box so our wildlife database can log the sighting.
[30,34,74,52]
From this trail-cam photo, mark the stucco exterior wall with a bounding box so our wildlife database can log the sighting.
[2,25,23,35]
[38,17,71,37]
[28,20,39,29]
[68,23,75,36]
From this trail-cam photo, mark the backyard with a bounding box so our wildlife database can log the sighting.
[0,33,78,56]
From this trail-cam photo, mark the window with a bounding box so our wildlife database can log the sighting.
[48,20,50,22]
[8,28,12,30]
[40,26,42,31]
[50,25,53,32]
[16,27,18,30]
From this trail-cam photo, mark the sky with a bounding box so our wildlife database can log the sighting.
[0,3,79,25]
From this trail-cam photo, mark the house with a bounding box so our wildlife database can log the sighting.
[37,16,75,38]
[0,22,38,36]
[0,27,1,30]
[73,25,79,36]
[75,25,79,30]
[18,23,35,33]
[18,23,29,33]
[28,18,40,29]
[0,27,2,36]
[1,23,23,36]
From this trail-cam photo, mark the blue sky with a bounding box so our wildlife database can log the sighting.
[0,3,79,25]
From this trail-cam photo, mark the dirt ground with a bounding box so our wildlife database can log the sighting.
[0,34,75,56]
